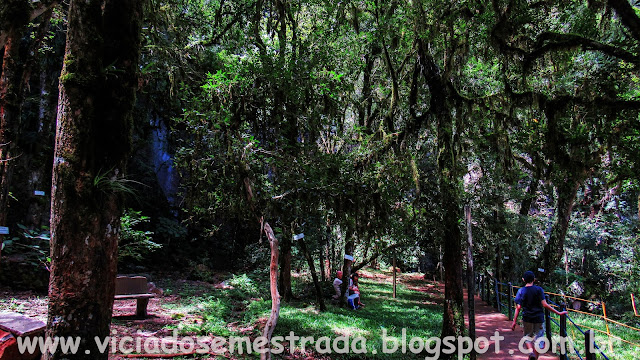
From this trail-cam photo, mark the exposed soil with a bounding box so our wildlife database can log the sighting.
[1,271,560,359]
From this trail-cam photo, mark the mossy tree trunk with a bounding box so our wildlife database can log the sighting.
[540,170,586,282]
[413,35,466,350]
[45,0,143,359]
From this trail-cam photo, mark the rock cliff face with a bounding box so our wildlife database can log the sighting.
[150,116,178,209]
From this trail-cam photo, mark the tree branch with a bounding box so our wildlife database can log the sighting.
[351,244,398,272]
[525,32,640,68]
[608,0,640,42]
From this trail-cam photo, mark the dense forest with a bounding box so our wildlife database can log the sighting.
[1,0,640,359]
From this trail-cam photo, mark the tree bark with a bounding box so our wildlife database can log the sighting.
[465,205,476,360]
[319,244,326,282]
[260,222,280,360]
[608,0,640,42]
[45,1,143,359]
[415,34,465,347]
[278,231,293,301]
[520,177,540,215]
[540,170,586,282]
[298,236,326,311]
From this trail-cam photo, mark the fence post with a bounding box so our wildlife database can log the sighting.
[585,330,596,360]
[545,295,552,345]
[602,301,613,352]
[559,304,568,360]
[495,280,500,311]
[508,282,513,321]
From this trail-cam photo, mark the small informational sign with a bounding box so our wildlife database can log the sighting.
[344,254,354,261]
[504,256,510,260]
[0,227,9,235]
[293,233,304,240]
[538,268,545,273]
[34,190,46,196]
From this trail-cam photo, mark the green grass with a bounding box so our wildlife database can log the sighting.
[158,273,270,338]
[548,311,640,360]
[156,270,444,359]
[251,271,443,359]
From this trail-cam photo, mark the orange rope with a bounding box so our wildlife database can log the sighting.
[604,317,640,332]
[493,276,640,349]
[544,290,600,304]
[567,308,606,319]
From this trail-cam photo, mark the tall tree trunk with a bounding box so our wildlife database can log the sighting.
[520,177,540,215]
[438,130,465,345]
[416,33,465,346]
[260,222,280,360]
[45,1,143,359]
[319,244,326,282]
[278,231,293,301]
[298,236,326,311]
[465,205,476,360]
[540,170,585,282]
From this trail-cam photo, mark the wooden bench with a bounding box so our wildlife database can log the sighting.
[0,311,46,359]
[114,276,154,317]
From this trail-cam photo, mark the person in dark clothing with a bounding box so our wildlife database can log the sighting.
[511,271,567,360]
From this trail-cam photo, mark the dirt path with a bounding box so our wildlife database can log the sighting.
[399,274,557,360]
[464,293,557,360]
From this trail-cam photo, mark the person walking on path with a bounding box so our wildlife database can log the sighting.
[511,271,567,360]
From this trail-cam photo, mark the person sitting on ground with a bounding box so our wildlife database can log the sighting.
[349,272,365,307]
[511,270,567,360]
[332,271,343,299]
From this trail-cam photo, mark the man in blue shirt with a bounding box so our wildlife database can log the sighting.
[511,271,567,360]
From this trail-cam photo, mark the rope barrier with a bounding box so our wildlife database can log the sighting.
[605,332,640,348]
[544,290,601,304]
[601,316,640,332]
[572,346,585,360]
[567,308,607,320]
[477,273,640,358]
[593,342,611,360]
[566,315,587,335]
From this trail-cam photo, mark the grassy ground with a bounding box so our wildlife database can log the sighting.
[154,269,443,359]
[547,311,640,360]
[0,269,443,359]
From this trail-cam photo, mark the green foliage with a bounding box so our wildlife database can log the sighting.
[119,209,161,262]
[155,216,187,240]
[93,168,143,197]
[1,224,50,269]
